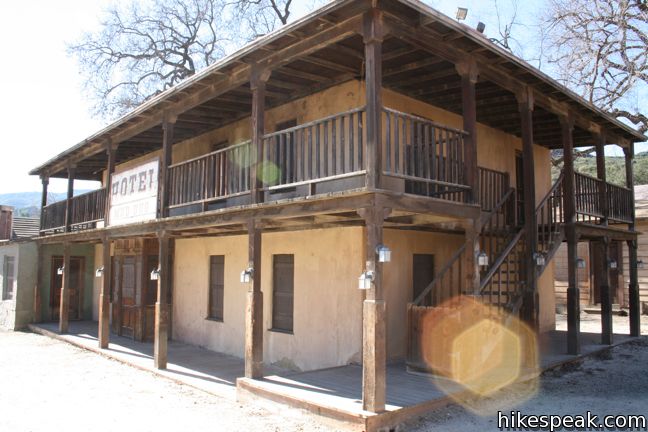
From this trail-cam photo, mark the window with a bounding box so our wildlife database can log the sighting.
[208,255,225,321]
[272,254,294,332]
[2,256,15,301]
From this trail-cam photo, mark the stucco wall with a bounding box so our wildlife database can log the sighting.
[0,241,37,330]
[173,227,365,372]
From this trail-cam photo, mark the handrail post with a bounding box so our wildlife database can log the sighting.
[64,166,76,232]
[457,59,479,204]
[363,9,384,191]
[594,133,608,225]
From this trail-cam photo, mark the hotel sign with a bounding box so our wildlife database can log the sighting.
[108,159,159,226]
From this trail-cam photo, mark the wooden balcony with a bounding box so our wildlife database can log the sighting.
[37,109,634,235]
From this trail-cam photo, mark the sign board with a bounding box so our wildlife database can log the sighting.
[108,159,159,226]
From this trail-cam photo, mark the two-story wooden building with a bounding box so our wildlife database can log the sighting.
[29,0,645,418]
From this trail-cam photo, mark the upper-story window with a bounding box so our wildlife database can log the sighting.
[2,256,15,301]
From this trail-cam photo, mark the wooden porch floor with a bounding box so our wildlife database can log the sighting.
[28,321,637,431]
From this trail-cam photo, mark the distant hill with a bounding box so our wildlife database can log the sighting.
[552,151,648,186]
[0,190,90,217]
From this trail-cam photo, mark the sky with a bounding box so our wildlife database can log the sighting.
[0,0,643,194]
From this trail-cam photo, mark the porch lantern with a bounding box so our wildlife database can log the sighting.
[609,259,618,270]
[376,244,392,263]
[57,266,64,275]
[576,258,586,269]
[638,259,645,269]
[150,268,160,281]
[95,267,104,278]
[478,251,489,268]
[533,252,546,267]
[456,7,468,20]
[240,267,254,284]
[358,270,375,290]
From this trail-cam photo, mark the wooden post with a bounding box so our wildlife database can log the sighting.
[561,115,580,354]
[251,68,270,204]
[518,88,538,329]
[245,219,263,378]
[39,176,49,231]
[594,133,608,225]
[154,231,170,369]
[363,9,384,191]
[596,238,613,344]
[98,237,111,349]
[359,203,387,413]
[464,219,481,295]
[159,117,176,219]
[59,242,71,334]
[64,167,75,232]
[624,145,640,336]
[457,60,479,203]
[104,141,117,226]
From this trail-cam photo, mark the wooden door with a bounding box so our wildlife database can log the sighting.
[610,241,623,305]
[49,256,84,321]
[120,256,137,338]
[413,254,434,305]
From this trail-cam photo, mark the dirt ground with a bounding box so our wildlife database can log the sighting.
[2,316,647,432]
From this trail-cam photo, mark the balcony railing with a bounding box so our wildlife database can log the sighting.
[382,107,470,203]
[573,172,633,224]
[40,188,107,232]
[168,141,252,208]
[262,107,366,190]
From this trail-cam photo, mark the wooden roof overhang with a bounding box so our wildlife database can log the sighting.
[30,0,646,182]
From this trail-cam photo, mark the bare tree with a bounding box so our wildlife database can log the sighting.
[69,0,303,120]
[545,0,648,133]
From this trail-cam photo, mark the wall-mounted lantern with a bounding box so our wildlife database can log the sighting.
[533,252,546,267]
[376,245,392,263]
[240,267,254,284]
[95,267,104,278]
[478,251,489,268]
[638,259,645,270]
[609,259,618,270]
[150,268,160,281]
[57,266,64,275]
[358,270,375,290]
[576,258,586,269]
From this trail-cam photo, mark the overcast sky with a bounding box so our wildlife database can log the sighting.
[0,0,643,194]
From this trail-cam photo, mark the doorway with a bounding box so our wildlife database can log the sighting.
[590,240,623,304]
[49,256,85,321]
[412,254,434,305]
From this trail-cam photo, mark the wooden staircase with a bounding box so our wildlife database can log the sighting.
[407,174,566,371]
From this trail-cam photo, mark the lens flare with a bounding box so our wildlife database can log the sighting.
[257,160,281,186]
[416,295,539,414]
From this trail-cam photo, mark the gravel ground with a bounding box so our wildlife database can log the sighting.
[0,330,327,432]
[2,317,648,432]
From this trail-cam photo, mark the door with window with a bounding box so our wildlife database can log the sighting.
[50,256,84,321]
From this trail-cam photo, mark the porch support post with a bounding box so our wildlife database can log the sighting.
[359,202,388,413]
[596,237,613,344]
[98,237,112,349]
[33,243,43,323]
[39,176,49,232]
[561,114,580,354]
[159,116,176,219]
[154,231,170,369]
[104,141,117,225]
[64,166,76,232]
[624,144,640,336]
[363,9,384,191]
[250,68,270,204]
[517,88,538,329]
[59,242,71,334]
[594,133,608,225]
[456,60,479,203]
[245,219,263,378]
